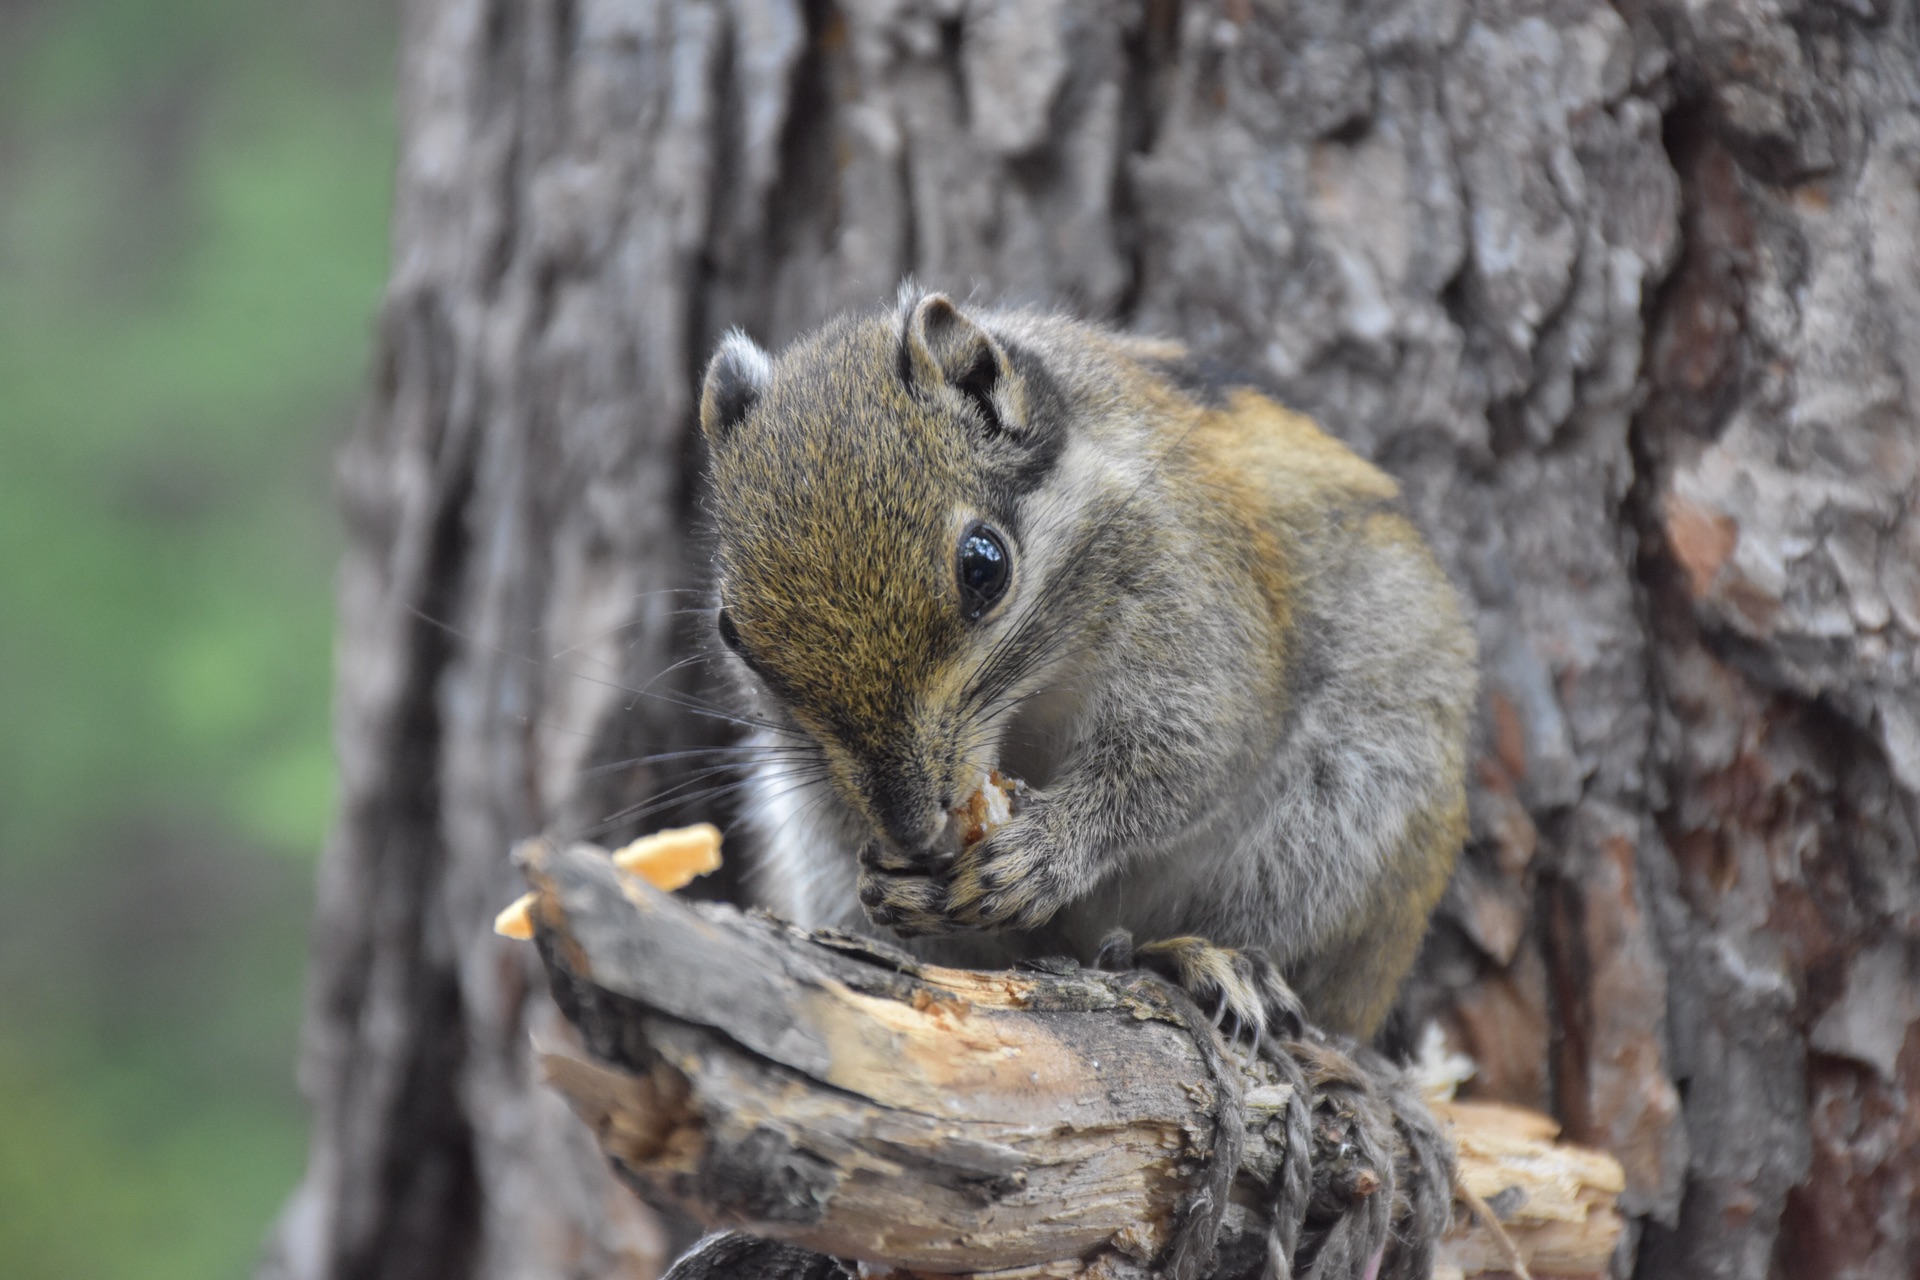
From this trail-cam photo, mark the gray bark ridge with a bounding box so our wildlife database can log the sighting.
[263,3,1920,1279]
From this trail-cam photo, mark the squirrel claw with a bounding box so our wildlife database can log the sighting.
[944,819,1070,931]
[855,867,954,936]
[858,811,1072,937]
[1120,936,1304,1051]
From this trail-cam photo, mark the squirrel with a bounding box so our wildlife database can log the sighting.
[695,287,1476,1041]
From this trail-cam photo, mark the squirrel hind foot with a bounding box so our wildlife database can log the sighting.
[1099,931,1304,1049]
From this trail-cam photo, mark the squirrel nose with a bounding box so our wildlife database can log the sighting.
[869,774,943,854]
[873,801,941,855]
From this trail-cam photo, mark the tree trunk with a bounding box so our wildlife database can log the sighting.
[261,2,1920,1278]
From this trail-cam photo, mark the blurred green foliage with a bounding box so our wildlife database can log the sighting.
[0,1,395,1276]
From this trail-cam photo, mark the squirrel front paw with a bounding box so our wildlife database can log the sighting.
[855,811,1075,936]
[855,845,955,937]
[944,814,1076,931]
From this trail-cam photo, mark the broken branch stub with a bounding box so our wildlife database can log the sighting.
[520,836,1242,1277]
[516,839,1623,1278]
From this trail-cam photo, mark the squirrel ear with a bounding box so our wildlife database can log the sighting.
[902,293,1015,433]
[699,330,773,444]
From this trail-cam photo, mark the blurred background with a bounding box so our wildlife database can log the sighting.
[0,2,395,1276]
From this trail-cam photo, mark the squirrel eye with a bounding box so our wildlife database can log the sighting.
[956,524,1010,620]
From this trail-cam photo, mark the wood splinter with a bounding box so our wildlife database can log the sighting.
[510,836,1624,1278]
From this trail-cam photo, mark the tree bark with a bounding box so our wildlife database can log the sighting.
[262,2,1920,1278]
[518,835,1621,1280]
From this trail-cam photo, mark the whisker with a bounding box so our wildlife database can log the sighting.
[577,743,821,779]
[568,777,760,842]
[537,587,714,658]
[407,605,797,737]
[727,771,842,852]
[577,743,834,844]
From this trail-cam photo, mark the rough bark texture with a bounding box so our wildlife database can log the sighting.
[517,835,1618,1280]
[524,837,1256,1280]
[263,1,1920,1278]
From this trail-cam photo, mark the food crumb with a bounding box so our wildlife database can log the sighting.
[493,823,723,941]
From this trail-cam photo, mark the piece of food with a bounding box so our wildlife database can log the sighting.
[609,821,725,888]
[495,822,723,940]
[949,769,1028,849]
[495,899,539,941]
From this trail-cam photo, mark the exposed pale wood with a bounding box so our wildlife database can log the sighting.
[523,836,1231,1277]
[1434,1101,1625,1279]
[521,838,1623,1279]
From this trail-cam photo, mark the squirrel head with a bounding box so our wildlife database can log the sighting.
[699,289,1061,854]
